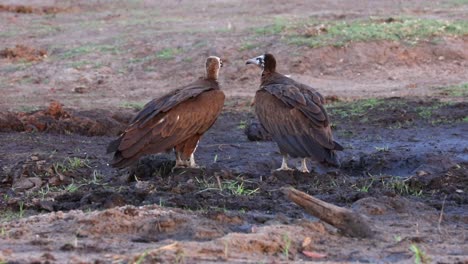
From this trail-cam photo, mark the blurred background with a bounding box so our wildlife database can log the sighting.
[0,0,466,111]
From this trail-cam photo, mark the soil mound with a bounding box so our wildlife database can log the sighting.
[0,101,132,136]
[0,4,68,14]
[0,45,47,62]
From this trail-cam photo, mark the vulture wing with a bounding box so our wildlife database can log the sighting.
[264,83,330,127]
[255,83,342,162]
[108,80,224,168]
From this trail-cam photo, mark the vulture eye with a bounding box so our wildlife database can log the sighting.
[257,57,264,66]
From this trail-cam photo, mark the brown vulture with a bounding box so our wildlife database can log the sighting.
[246,53,343,172]
[107,56,225,169]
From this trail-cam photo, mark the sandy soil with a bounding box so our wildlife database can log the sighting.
[0,0,467,263]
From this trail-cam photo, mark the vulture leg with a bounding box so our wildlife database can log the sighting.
[298,158,310,173]
[276,155,294,171]
[189,153,199,168]
[174,151,188,168]
[174,135,201,168]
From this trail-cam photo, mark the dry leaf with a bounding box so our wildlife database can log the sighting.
[303,250,327,259]
[302,237,312,248]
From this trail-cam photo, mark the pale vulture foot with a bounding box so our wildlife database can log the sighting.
[188,153,200,168]
[298,158,310,173]
[173,155,189,169]
[276,156,294,171]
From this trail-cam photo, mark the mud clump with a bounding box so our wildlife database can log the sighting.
[0,4,68,14]
[324,95,341,103]
[244,121,271,141]
[0,45,47,62]
[0,101,132,136]
[409,162,468,204]
[0,112,24,132]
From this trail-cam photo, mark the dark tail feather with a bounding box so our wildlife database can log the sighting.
[275,135,309,158]
[333,140,344,151]
[324,150,341,168]
[107,137,122,154]
[110,151,138,169]
[107,137,138,168]
[299,135,341,167]
[273,134,342,167]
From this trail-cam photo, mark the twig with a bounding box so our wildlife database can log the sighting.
[437,194,447,234]
[215,174,223,191]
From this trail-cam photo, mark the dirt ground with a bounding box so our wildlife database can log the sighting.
[0,0,467,263]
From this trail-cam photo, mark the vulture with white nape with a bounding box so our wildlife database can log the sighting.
[246,53,343,173]
[107,56,225,169]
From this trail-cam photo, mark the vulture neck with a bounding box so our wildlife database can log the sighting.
[261,60,276,84]
[261,69,277,85]
[205,66,219,80]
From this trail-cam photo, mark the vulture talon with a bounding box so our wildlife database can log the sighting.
[276,156,294,171]
[276,167,294,172]
[298,158,310,173]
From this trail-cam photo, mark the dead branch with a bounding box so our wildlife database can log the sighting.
[282,187,375,238]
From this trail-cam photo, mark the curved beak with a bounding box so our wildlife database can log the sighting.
[245,57,258,65]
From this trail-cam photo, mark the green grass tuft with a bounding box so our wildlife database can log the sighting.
[254,18,288,35]
[156,48,182,60]
[440,83,468,97]
[259,17,468,47]
[328,98,385,119]
[239,42,259,51]
[120,102,146,111]
[59,44,119,59]
[54,157,90,173]
[410,244,430,264]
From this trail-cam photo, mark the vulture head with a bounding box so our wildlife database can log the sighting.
[205,56,223,80]
[246,53,276,72]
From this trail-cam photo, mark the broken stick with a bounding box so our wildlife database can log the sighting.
[282,187,375,238]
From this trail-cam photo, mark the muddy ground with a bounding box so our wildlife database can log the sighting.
[0,0,467,263]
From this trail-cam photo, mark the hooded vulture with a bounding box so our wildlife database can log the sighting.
[246,53,343,173]
[107,56,225,169]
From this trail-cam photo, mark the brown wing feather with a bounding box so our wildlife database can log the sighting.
[129,78,215,128]
[262,83,329,128]
[110,82,224,168]
[255,87,341,164]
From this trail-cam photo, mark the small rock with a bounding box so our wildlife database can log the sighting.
[73,86,88,93]
[135,181,154,193]
[12,177,42,191]
[39,200,55,212]
[416,170,429,176]
[41,252,57,261]
[244,122,271,141]
[60,243,76,251]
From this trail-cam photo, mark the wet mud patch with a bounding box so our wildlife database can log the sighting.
[0,96,467,262]
[328,97,467,128]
